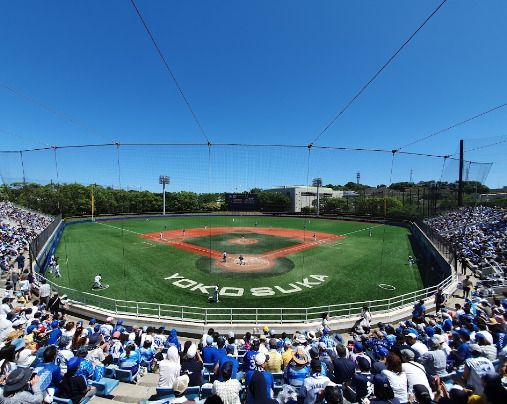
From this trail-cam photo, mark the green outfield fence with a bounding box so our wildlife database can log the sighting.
[39,272,456,324]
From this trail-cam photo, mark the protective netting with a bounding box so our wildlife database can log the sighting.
[0,143,495,310]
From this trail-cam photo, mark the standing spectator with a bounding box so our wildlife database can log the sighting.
[434,288,445,313]
[47,293,61,316]
[411,300,426,324]
[38,279,51,307]
[212,361,241,404]
[462,276,473,299]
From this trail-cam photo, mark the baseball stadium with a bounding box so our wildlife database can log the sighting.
[2,141,489,326]
[3,2,507,403]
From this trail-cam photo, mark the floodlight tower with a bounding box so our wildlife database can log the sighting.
[159,175,170,215]
[312,177,323,215]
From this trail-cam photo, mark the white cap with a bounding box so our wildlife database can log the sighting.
[255,352,266,366]
[228,331,235,338]
[187,344,197,358]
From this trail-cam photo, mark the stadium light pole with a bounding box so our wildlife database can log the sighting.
[312,178,322,215]
[159,175,170,215]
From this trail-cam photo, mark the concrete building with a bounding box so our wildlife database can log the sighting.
[266,186,344,213]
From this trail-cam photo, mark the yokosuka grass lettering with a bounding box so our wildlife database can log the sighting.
[164,273,329,297]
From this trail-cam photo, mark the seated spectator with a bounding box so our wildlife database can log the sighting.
[247,362,276,404]
[463,344,495,395]
[203,335,218,364]
[118,342,141,377]
[300,359,331,404]
[60,356,96,404]
[283,346,310,388]
[417,335,447,377]
[333,343,355,384]
[40,345,63,391]
[0,344,17,384]
[169,374,195,404]
[212,361,241,404]
[157,346,180,387]
[1,367,43,403]
[181,344,204,387]
[266,338,283,373]
[381,353,407,404]
[140,339,156,372]
[350,356,374,403]
[165,328,181,351]
[370,374,400,404]
[400,349,432,399]
[215,344,238,381]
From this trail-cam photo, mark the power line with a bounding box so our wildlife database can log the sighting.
[309,0,448,146]
[0,141,473,161]
[398,102,507,150]
[129,0,211,145]
[450,137,507,156]
[0,83,112,144]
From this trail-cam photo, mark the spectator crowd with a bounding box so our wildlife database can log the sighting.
[424,206,507,272]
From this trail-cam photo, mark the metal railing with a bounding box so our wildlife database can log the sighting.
[41,273,457,324]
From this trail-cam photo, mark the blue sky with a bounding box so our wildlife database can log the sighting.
[1,0,506,192]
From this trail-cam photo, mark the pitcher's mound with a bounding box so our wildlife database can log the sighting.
[228,237,259,245]
[216,255,273,273]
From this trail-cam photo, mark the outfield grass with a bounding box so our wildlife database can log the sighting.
[53,215,423,308]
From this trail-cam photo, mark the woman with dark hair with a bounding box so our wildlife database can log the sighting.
[370,374,400,404]
[41,345,63,390]
[482,373,507,404]
[70,326,85,351]
[381,353,408,403]
[140,340,155,372]
[212,361,241,404]
[60,356,96,404]
[247,369,277,404]
[180,340,192,361]
[0,345,17,384]
[118,343,141,377]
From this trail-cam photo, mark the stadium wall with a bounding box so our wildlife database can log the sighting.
[29,214,63,274]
